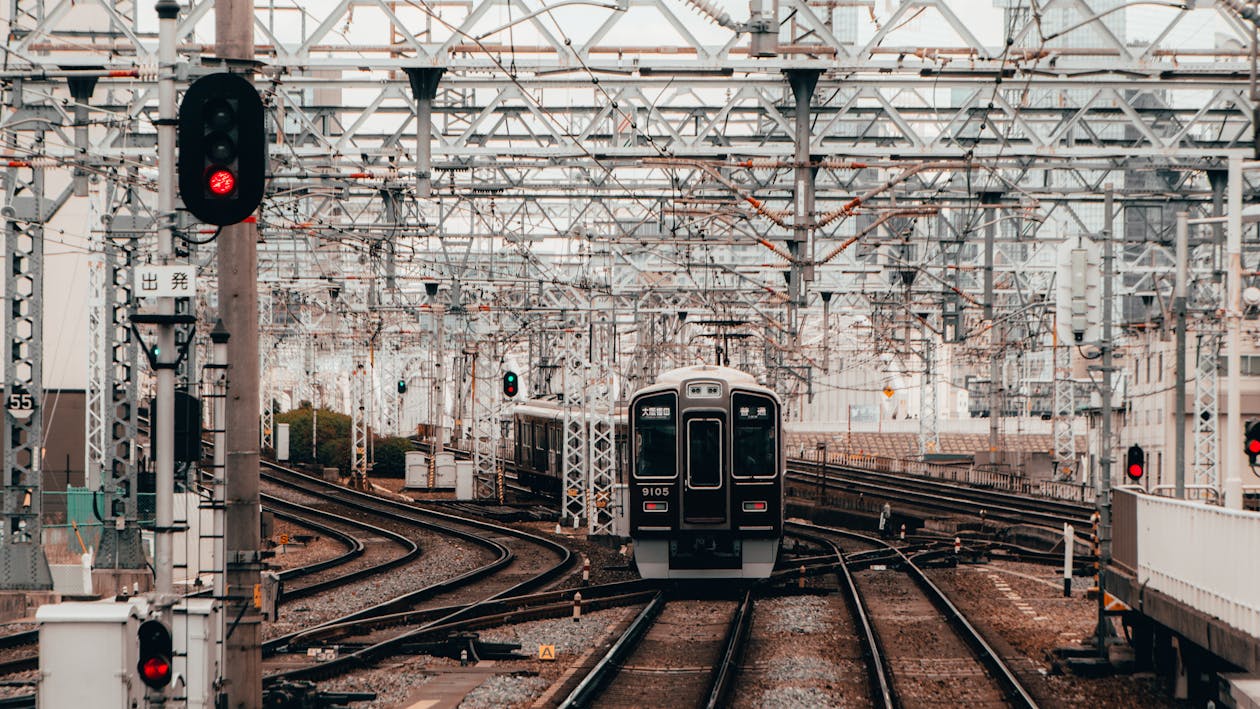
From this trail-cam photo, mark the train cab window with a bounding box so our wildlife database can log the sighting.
[687,418,723,489]
[633,393,676,479]
[733,393,777,479]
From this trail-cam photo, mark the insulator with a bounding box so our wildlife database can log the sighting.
[137,61,159,82]
[682,0,730,26]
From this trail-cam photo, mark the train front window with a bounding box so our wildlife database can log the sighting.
[687,418,723,489]
[733,393,777,478]
[633,393,676,479]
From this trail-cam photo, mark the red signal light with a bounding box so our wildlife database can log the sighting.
[136,619,173,690]
[1249,440,1260,454]
[140,656,171,684]
[1127,464,1143,478]
[207,167,236,196]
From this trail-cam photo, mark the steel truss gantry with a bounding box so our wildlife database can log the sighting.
[587,305,617,537]
[0,123,53,588]
[918,332,940,458]
[1194,332,1221,497]
[471,344,503,502]
[349,362,370,490]
[4,0,1260,573]
[1053,342,1077,481]
[560,321,588,529]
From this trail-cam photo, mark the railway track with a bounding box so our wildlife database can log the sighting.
[259,459,576,684]
[0,487,406,684]
[788,520,1040,709]
[787,460,1094,529]
[261,493,419,602]
[559,588,755,709]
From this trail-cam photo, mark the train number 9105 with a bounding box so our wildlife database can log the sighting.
[640,487,670,497]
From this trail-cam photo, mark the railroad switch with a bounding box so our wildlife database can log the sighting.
[262,680,376,708]
[398,632,525,661]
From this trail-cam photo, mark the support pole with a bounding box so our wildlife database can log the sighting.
[1096,185,1115,653]
[1063,523,1074,598]
[982,191,1002,466]
[154,0,179,609]
[1225,155,1244,510]
[403,68,445,199]
[1174,212,1188,498]
[216,0,263,702]
[785,69,820,343]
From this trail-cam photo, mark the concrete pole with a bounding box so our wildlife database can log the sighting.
[208,322,229,608]
[433,301,446,455]
[1174,213,1188,498]
[216,0,263,703]
[1225,155,1244,509]
[1096,185,1115,652]
[821,291,832,373]
[982,192,1001,465]
[785,69,820,344]
[154,0,179,607]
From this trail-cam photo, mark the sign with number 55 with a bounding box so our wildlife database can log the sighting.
[6,392,34,420]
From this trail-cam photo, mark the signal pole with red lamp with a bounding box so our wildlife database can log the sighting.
[1124,445,1145,482]
[1246,422,1260,466]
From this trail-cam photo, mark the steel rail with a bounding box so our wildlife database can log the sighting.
[261,494,420,601]
[259,459,574,682]
[791,458,1093,518]
[786,527,898,709]
[557,592,666,709]
[702,588,755,709]
[789,521,1040,709]
[786,465,1091,529]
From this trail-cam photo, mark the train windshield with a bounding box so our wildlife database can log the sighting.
[687,418,723,489]
[634,393,676,479]
[733,393,777,478]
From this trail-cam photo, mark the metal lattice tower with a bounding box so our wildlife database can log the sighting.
[1193,331,1221,496]
[85,192,108,491]
[259,294,275,453]
[560,323,588,528]
[471,346,502,502]
[588,309,617,536]
[350,363,370,490]
[1052,342,1077,481]
[917,334,940,458]
[0,123,52,588]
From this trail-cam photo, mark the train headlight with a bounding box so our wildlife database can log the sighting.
[643,501,668,512]
[742,501,767,512]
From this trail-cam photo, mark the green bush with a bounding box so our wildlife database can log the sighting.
[276,404,414,477]
[372,436,413,477]
[277,405,352,471]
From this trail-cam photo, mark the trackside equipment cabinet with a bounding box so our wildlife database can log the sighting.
[37,601,146,708]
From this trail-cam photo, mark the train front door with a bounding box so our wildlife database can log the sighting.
[683,416,726,524]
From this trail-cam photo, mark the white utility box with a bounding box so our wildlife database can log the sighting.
[435,452,456,488]
[175,598,220,709]
[404,450,427,488]
[276,423,290,461]
[455,460,474,500]
[39,598,222,709]
[38,600,147,709]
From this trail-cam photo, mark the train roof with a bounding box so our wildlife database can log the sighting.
[633,364,777,400]
[655,364,759,387]
[512,400,627,423]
